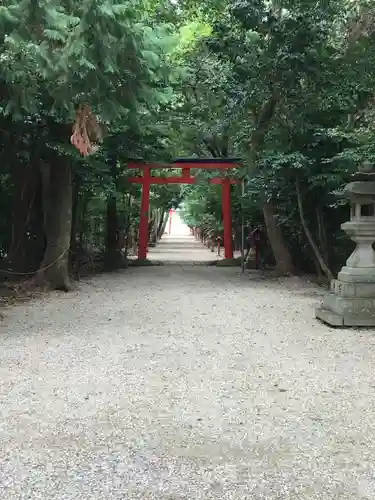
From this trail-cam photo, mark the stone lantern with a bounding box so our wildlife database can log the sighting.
[316,161,375,326]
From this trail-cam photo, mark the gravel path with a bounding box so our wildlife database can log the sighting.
[1,243,375,499]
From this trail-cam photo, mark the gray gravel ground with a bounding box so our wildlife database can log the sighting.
[1,265,375,499]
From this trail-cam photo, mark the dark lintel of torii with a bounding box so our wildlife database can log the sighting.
[126,157,242,169]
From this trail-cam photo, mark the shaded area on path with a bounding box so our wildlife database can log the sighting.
[1,265,375,499]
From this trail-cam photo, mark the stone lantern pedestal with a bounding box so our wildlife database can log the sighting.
[316,166,375,326]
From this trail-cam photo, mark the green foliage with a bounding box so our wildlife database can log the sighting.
[0,0,186,273]
[177,0,375,273]
[1,0,375,278]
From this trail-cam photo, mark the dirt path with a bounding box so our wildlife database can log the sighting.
[1,238,375,499]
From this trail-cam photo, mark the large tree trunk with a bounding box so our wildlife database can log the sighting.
[248,90,296,273]
[78,194,90,250]
[104,155,123,270]
[296,177,334,280]
[7,163,43,273]
[69,175,80,266]
[73,192,90,280]
[36,158,72,291]
[263,202,295,275]
[261,203,297,273]
[105,194,124,269]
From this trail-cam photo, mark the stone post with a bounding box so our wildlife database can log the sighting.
[316,162,375,326]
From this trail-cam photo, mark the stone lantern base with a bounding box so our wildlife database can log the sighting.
[316,171,375,327]
[316,276,375,327]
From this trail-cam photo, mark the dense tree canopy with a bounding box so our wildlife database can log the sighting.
[1,0,375,289]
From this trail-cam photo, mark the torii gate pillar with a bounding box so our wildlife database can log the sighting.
[222,177,234,259]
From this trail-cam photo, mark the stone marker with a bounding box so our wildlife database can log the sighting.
[316,161,375,326]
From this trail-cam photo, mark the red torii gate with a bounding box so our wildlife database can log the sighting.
[126,157,241,260]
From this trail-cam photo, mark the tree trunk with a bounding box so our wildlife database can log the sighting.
[33,179,47,269]
[157,210,166,239]
[105,156,123,270]
[105,195,124,269]
[248,90,295,274]
[154,209,161,243]
[261,201,296,273]
[309,245,324,279]
[296,177,334,281]
[159,211,169,238]
[148,210,157,246]
[8,163,41,273]
[78,194,89,250]
[263,202,295,275]
[69,176,80,265]
[316,206,329,267]
[123,194,132,263]
[36,159,72,291]
[73,193,90,280]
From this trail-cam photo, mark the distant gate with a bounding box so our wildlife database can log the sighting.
[126,157,241,260]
